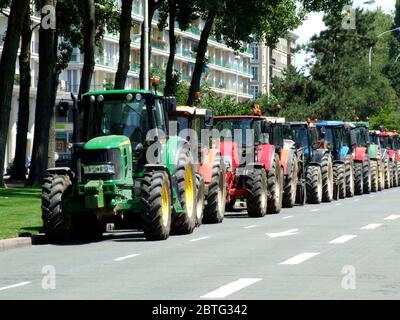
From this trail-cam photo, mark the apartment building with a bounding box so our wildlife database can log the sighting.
[250,32,298,98]
[1,0,253,169]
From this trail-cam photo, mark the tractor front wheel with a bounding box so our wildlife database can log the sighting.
[370,160,379,192]
[195,174,205,227]
[321,154,334,202]
[306,165,322,204]
[141,170,172,241]
[345,157,354,198]
[333,163,345,200]
[268,154,283,214]
[363,161,371,194]
[283,154,298,208]
[203,158,226,224]
[246,167,268,217]
[354,162,363,195]
[41,174,74,243]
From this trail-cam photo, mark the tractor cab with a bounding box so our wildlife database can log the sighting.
[284,122,319,160]
[315,121,356,162]
[350,121,370,148]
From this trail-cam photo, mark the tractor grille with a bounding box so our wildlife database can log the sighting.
[82,148,122,181]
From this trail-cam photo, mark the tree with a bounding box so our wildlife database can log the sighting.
[10,7,33,181]
[114,0,133,89]
[0,0,30,187]
[27,0,58,186]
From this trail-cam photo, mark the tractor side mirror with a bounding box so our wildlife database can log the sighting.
[205,112,213,127]
[164,96,177,113]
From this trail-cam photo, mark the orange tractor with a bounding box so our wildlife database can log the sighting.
[169,106,227,225]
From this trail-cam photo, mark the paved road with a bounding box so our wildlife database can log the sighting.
[1,188,400,300]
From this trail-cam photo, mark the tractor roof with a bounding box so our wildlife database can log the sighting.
[82,89,161,97]
[214,116,264,120]
[314,120,344,127]
[349,121,369,128]
[175,106,210,116]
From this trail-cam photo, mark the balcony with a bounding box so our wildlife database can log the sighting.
[150,39,167,51]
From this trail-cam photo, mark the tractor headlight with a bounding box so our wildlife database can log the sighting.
[84,164,115,174]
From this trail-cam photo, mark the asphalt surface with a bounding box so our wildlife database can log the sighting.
[1,188,400,300]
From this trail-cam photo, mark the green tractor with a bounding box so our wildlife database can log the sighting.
[41,90,198,242]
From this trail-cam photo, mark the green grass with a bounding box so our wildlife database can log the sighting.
[0,187,42,240]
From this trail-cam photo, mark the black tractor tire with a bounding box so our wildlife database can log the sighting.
[363,161,371,194]
[391,161,398,188]
[354,162,363,195]
[195,174,205,227]
[141,170,172,241]
[171,149,197,234]
[397,162,400,186]
[41,174,74,243]
[321,153,334,202]
[246,167,268,217]
[370,160,379,193]
[203,157,226,224]
[345,157,354,198]
[268,154,283,214]
[384,158,391,189]
[283,155,298,208]
[306,165,322,204]
[333,163,345,200]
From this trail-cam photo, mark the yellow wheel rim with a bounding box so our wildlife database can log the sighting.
[161,183,169,227]
[185,166,194,218]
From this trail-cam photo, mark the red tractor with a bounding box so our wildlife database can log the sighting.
[169,106,227,224]
[213,116,284,217]
[378,130,399,188]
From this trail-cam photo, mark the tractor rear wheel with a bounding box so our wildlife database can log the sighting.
[397,162,400,186]
[378,160,384,191]
[171,150,197,234]
[203,157,226,224]
[345,157,354,197]
[283,154,298,208]
[141,170,172,241]
[41,174,74,243]
[246,167,268,217]
[384,158,391,189]
[370,160,379,192]
[333,163,345,200]
[195,175,205,227]
[321,153,334,202]
[354,162,363,195]
[363,161,371,194]
[268,154,283,214]
[306,165,322,204]
[391,161,398,187]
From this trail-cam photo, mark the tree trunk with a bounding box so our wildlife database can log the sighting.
[114,0,133,89]
[0,0,30,188]
[27,0,58,186]
[164,0,177,96]
[11,10,32,181]
[78,0,96,98]
[187,12,215,106]
[139,1,156,89]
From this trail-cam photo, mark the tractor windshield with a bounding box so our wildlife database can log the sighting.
[214,118,267,145]
[380,136,393,150]
[355,127,368,147]
[86,99,148,145]
[318,127,341,152]
[285,126,309,148]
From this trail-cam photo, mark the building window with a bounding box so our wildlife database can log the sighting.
[251,85,259,98]
[251,46,259,61]
[251,67,258,81]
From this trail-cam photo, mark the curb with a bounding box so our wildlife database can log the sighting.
[0,234,47,252]
[0,237,32,252]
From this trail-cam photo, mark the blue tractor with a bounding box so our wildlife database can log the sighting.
[315,121,357,200]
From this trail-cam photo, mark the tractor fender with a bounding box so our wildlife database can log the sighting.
[244,162,265,176]
[256,144,275,172]
[198,149,220,184]
[368,144,379,160]
[46,167,75,180]
[388,149,394,160]
[339,146,350,160]
[280,148,296,176]
[354,147,367,163]
[166,136,192,175]
[144,164,170,176]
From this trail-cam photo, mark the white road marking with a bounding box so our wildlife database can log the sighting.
[244,225,257,229]
[280,252,320,265]
[335,203,342,206]
[0,281,31,292]
[113,254,140,262]
[266,229,299,239]
[384,215,400,221]
[200,278,261,299]
[282,216,293,220]
[369,195,375,198]
[361,224,382,230]
[329,235,357,244]
[354,199,360,202]
[311,209,320,212]
[190,236,209,242]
